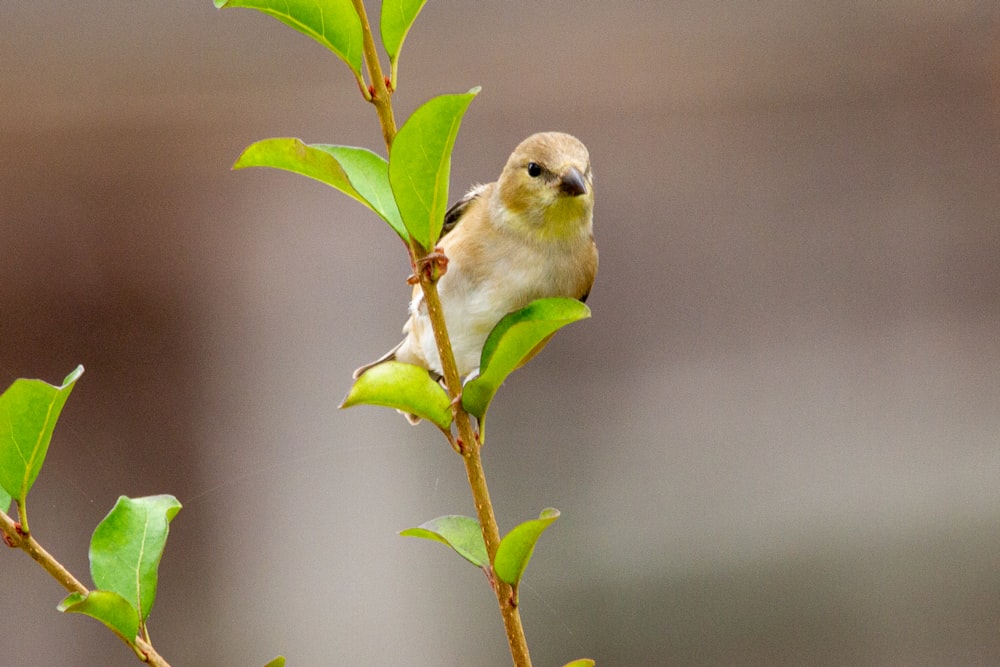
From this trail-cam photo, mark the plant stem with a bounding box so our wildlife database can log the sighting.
[15,498,30,536]
[416,262,532,667]
[352,0,397,148]
[0,509,171,667]
[458,426,533,666]
[1,508,86,593]
[351,1,532,662]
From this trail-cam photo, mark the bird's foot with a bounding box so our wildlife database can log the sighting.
[407,247,449,284]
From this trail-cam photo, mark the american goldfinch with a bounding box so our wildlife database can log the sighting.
[355,132,597,416]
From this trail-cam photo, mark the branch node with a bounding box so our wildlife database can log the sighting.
[408,248,448,284]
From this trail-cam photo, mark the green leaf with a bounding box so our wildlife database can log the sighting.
[90,495,182,622]
[561,661,596,667]
[58,590,140,643]
[234,138,407,242]
[380,0,428,83]
[264,657,287,667]
[318,144,407,240]
[340,361,453,430]
[400,515,488,568]
[388,89,479,250]
[0,485,10,514]
[0,365,83,504]
[494,507,560,586]
[462,298,591,420]
[214,0,363,78]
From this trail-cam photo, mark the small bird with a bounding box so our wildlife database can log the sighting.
[355,132,598,421]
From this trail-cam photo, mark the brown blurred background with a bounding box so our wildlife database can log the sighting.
[3,2,999,665]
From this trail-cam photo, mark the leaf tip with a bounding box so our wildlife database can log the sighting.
[63,365,84,386]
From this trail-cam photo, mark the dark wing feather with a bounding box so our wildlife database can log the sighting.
[439,183,489,241]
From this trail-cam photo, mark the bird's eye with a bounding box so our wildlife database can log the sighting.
[526,162,542,178]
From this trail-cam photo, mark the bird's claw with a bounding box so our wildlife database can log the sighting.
[408,247,449,284]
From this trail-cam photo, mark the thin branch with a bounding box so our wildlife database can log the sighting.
[1,508,86,594]
[351,0,397,150]
[350,2,531,662]
[0,509,171,667]
[416,255,533,667]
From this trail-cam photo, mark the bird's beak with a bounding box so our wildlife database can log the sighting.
[558,166,588,197]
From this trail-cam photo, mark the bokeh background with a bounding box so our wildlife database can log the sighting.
[3,2,999,665]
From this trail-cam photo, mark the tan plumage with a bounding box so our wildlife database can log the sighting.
[355,132,597,421]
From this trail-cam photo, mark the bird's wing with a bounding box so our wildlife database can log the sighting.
[439,183,490,240]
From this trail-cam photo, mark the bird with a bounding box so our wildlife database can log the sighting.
[354,131,598,422]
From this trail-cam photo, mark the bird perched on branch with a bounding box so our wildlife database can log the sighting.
[354,132,598,419]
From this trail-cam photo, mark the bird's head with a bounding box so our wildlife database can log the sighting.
[495,132,594,241]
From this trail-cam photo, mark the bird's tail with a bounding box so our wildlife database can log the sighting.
[352,342,403,379]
